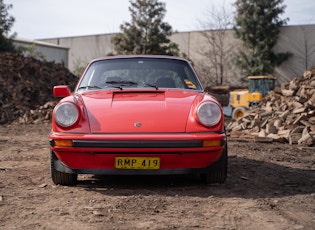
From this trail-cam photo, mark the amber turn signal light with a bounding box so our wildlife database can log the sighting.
[202,140,221,147]
[54,140,73,147]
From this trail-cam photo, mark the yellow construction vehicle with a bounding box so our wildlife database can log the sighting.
[225,76,276,120]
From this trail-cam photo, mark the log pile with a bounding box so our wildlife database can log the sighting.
[0,52,78,124]
[226,68,315,146]
[205,85,246,106]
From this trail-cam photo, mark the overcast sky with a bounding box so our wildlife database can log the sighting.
[5,0,315,40]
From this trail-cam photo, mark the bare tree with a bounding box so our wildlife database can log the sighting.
[196,2,234,86]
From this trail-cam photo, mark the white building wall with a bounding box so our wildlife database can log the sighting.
[13,38,69,67]
[42,34,115,72]
[39,24,315,84]
[274,25,315,82]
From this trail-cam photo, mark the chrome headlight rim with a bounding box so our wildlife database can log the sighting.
[197,101,222,127]
[54,102,79,128]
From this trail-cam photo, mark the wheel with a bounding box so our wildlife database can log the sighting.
[201,143,228,184]
[50,151,77,186]
[232,107,246,120]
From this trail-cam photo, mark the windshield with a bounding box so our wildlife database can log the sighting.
[76,57,203,92]
[248,78,270,97]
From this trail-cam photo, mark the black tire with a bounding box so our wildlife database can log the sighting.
[200,144,228,184]
[50,151,77,186]
[232,107,246,120]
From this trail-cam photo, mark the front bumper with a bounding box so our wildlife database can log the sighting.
[50,132,226,175]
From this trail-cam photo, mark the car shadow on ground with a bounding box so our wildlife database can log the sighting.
[75,156,315,199]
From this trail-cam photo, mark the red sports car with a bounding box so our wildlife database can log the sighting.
[49,55,227,185]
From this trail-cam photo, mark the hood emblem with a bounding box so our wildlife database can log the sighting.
[134,122,142,127]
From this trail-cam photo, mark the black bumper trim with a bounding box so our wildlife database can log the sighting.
[72,140,203,148]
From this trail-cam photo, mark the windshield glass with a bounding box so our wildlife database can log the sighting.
[248,78,270,97]
[76,57,203,92]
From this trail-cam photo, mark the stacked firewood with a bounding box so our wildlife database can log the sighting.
[0,52,78,124]
[15,101,57,124]
[226,68,315,146]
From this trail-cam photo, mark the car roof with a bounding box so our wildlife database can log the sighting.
[90,55,189,63]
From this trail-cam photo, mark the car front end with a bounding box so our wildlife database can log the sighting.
[49,56,227,185]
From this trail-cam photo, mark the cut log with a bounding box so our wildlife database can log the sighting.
[289,133,302,145]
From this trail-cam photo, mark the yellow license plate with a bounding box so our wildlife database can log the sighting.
[115,157,160,169]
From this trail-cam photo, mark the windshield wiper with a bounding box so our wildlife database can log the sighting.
[77,85,102,90]
[105,80,138,90]
[144,83,158,90]
[106,80,138,86]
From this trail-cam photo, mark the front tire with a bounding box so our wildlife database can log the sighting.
[50,151,77,186]
[201,144,228,184]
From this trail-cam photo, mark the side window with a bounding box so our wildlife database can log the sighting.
[79,66,96,86]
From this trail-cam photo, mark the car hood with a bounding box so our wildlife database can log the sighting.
[79,89,201,133]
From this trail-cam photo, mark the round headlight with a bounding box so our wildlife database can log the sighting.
[197,101,222,126]
[54,102,79,127]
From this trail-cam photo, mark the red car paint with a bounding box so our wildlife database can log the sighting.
[49,55,227,185]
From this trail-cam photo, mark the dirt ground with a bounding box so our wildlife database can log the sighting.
[0,123,314,230]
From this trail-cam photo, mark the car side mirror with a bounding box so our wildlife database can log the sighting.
[53,85,71,97]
